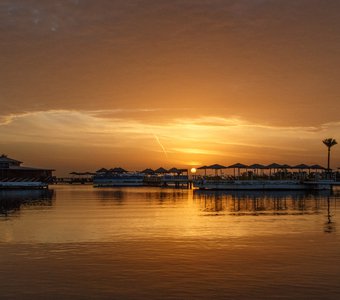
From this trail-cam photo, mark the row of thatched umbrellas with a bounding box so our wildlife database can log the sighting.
[94,167,187,174]
[198,163,325,176]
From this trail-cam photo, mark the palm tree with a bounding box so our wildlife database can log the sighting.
[322,138,338,171]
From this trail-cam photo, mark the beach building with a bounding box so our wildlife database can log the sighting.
[0,154,54,188]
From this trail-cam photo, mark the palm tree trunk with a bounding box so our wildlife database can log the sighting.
[327,147,331,171]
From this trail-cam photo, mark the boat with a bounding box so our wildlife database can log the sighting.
[0,154,54,189]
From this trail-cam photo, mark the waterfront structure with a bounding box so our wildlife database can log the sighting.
[93,167,191,188]
[93,168,144,187]
[193,162,339,190]
[0,154,54,189]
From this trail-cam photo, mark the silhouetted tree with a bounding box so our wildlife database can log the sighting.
[322,138,338,171]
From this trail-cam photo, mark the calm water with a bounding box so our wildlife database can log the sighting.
[0,185,340,299]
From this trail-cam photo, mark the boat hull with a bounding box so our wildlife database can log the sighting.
[194,180,333,191]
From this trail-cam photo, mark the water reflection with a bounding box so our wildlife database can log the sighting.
[0,189,54,216]
[95,189,126,205]
[324,196,336,233]
[95,188,188,206]
[193,189,332,216]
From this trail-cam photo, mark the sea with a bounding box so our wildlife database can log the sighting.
[0,185,340,299]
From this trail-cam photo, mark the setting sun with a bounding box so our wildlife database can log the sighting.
[190,168,197,174]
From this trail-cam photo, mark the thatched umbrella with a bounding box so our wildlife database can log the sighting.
[111,167,127,173]
[168,167,179,174]
[227,163,249,178]
[141,168,155,174]
[249,164,265,176]
[293,164,310,170]
[266,163,283,178]
[197,165,208,176]
[96,168,108,173]
[310,164,325,170]
[208,164,227,176]
[155,167,168,173]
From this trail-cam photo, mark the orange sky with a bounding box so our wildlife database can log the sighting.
[0,0,339,175]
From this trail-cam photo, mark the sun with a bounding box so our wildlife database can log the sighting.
[190,167,197,173]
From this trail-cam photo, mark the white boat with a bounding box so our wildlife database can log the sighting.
[93,173,145,187]
[194,179,334,191]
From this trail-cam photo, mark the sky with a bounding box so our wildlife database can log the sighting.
[0,0,339,175]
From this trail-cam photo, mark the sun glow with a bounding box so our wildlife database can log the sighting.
[190,168,197,173]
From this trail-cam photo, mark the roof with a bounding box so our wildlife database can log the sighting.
[228,163,248,168]
[141,168,155,174]
[208,164,227,169]
[293,164,310,169]
[0,154,22,164]
[266,163,283,169]
[7,166,55,171]
[155,167,168,173]
[249,164,265,169]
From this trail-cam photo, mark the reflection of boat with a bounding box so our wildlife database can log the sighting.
[0,155,54,189]
[194,179,334,190]
[93,173,145,187]
[193,189,327,215]
[193,189,331,199]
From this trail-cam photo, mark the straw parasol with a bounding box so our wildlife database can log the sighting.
[208,164,227,176]
[228,163,249,178]
[197,165,209,176]
[141,168,155,174]
[111,167,128,173]
[155,167,168,173]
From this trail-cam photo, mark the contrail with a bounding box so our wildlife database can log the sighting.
[153,134,168,159]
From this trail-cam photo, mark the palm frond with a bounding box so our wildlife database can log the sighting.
[322,138,338,148]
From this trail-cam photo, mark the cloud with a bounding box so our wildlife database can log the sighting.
[1,109,339,155]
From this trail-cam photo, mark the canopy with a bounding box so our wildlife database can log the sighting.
[110,167,128,173]
[309,164,325,170]
[155,167,168,173]
[96,168,108,173]
[207,164,227,169]
[249,163,265,169]
[293,164,310,169]
[266,163,283,169]
[141,168,155,174]
[228,163,249,169]
[197,165,208,169]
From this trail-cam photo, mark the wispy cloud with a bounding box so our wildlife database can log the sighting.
[1,110,339,166]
